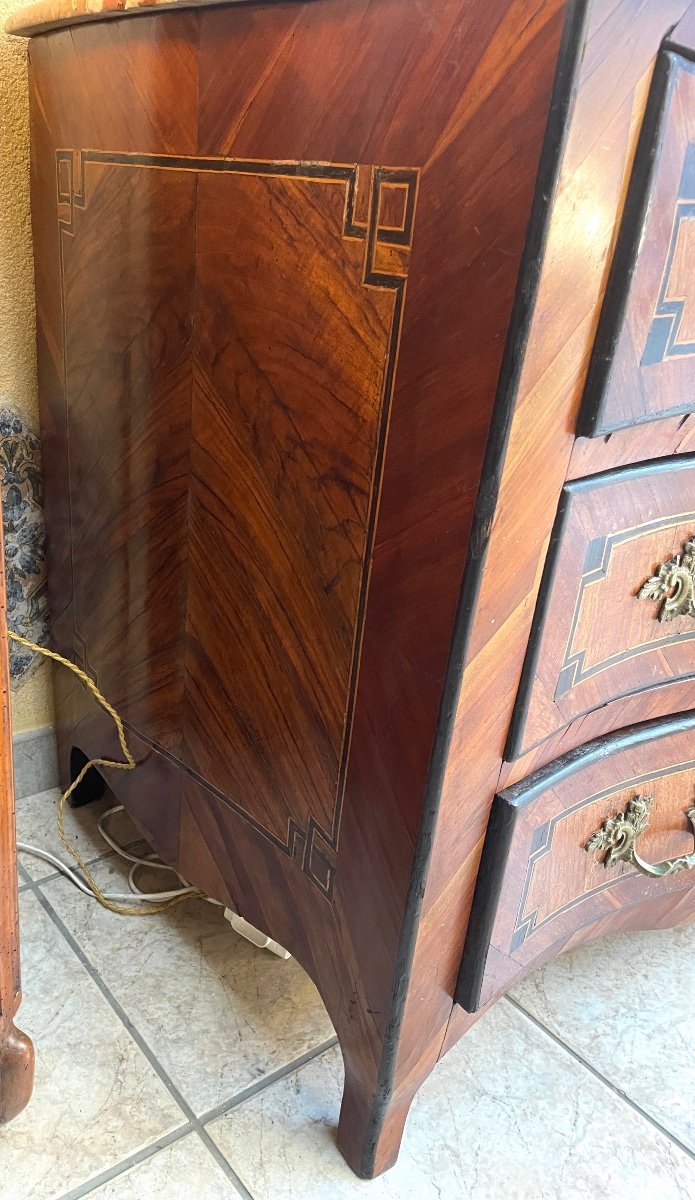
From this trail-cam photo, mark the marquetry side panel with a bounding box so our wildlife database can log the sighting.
[56,147,418,898]
[183,160,418,899]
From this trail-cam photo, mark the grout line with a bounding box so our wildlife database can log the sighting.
[52,1125,194,1200]
[505,996,695,1162]
[194,1127,255,1200]
[200,1035,339,1126]
[26,872,337,1195]
[19,851,117,888]
[31,884,255,1199]
[17,837,150,888]
[30,883,198,1109]
[22,850,339,1197]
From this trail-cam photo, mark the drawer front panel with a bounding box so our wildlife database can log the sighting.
[458,713,695,1012]
[508,457,695,759]
[579,49,695,434]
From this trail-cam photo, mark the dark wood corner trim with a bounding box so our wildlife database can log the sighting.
[359,0,591,1175]
[453,793,517,1013]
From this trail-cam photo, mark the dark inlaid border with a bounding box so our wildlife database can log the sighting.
[511,755,695,948]
[557,511,695,695]
[641,143,695,367]
[457,707,695,1012]
[578,50,695,435]
[55,148,420,900]
[506,454,695,761]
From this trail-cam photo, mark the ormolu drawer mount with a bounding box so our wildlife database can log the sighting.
[586,795,695,878]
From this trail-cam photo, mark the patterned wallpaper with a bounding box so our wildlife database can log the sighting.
[1,8,54,731]
[0,403,49,682]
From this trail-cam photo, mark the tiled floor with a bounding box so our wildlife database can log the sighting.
[4,787,695,1200]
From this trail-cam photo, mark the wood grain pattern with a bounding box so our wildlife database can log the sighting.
[184,161,413,887]
[25,0,567,1174]
[403,0,695,1111]
[61,156,194,752]
[57,149,415,895]
[579,49,695,433]
[458,713,695,1011]
[568,412,695,479]
[0,521,34,1125]
[508,457,695,758]
[17,0,695,1178]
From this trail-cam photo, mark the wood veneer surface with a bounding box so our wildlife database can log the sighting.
[16,0,695,1177]
[27,0,566,1174]
[424,0,695,1061]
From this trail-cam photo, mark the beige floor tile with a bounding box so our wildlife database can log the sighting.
[511,923,695,1151]
[0,892,185,1200]
[43,859,335,1115]
[84,1134,242,1199]
[16,787,145,880]
[208,1001,694,1200]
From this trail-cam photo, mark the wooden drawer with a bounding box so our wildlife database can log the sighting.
[579,47,695,435]
[507,457,695,759]
[458,712,695,1012]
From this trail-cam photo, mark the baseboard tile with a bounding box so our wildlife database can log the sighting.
[13,725,59,799]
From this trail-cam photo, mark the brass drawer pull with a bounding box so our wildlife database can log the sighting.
[638,538,695,622]
[585,795,695,878]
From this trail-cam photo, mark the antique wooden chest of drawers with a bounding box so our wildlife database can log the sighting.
[7,0,695,1175]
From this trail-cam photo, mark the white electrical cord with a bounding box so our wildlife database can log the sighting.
[18,802,295,955]
[18,803,222,907]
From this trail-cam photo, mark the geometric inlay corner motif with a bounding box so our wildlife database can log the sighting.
[55,147,421,901]
[511,759,695,951]
[641,142,695,367]
[553,514,695,705]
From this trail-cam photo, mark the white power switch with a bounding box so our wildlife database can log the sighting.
[223,908,291,959]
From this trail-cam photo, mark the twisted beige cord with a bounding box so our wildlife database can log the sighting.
[9,630,203,915]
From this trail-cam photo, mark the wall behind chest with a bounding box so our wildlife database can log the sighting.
[0,4,53,735]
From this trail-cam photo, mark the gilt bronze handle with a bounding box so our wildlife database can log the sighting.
[638,537,695,622]
[585,794,695,878]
